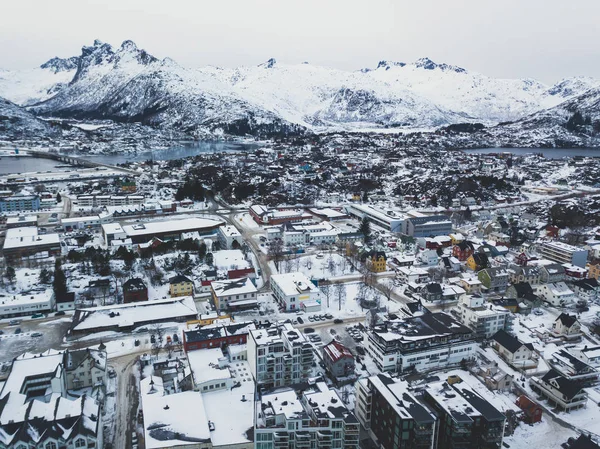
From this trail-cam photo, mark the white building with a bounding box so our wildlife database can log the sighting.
[536,282,576,306]
[101,222,127,245]
[457,294,513,339]
[539,241,589,268]
[211,277,258,311]
[0,288,55,318]
[247,323,314,389]
[217,225,242,249]
[0,350,103,448]
[255,382,360,449]
[366,312,477,373]
[270,272,321,312]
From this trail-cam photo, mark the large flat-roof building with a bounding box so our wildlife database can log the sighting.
[366,312,477,373]
[0,194,40,212]
[0,288,55,318]
[211,277,258,311]
[403,211,453,238]
[270,272,321,312]
[344,203,405,233]
[2,226,61,263]
[539,241,589,268]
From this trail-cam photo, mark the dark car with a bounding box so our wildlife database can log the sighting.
[55,311,66,316]
[333,318,344,324]
[14,328,22,334]
[297,317,304,324]
[303,327,315,334]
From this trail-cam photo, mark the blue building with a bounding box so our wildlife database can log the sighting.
[0,195,41,212]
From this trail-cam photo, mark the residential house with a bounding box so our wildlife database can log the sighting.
[169,274,194,297]
[364,250,387,272]
[572,278,600,302]
[211,277,258,311]
[457,295,513,339]
[322,340,355,379]
[478,267,510,293]
[421,283,443,302]
[452,240,475,261]
[508,265,541,285]
[481,364,513,391]
[491,329,537,369]
[466,252,489,271]
[530,369,588,412]
[589,261,600,280]
[122,278,148,303]
[270,272,321,312]
[551,314,582,340]
[563,434,600,449]
[549,349,599,386]
[573,346,600,368]
[536,282,576,306]
[539,263,566,283]
[505,282,539,306]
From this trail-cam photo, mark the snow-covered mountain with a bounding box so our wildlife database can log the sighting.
[0,97,59,139]
[0,39,599,138]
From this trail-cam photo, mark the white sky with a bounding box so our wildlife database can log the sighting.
[1,0,599,83]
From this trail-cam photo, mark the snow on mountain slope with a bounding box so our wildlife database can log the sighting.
[0,58,77,106]
[0,96,58,139]
[31,41,303,137]
[366,58,590,123]
[2,39,599,137]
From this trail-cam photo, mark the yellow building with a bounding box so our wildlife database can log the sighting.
[450,233,465,245]
[169,274,194,297]
[466,253,489,272]
[366,251,387,273]
[589,262,600,280]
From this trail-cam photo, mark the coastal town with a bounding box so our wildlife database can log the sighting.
[1,140,600,449]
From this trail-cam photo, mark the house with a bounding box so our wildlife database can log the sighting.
[421,283,443,302]
[530,369,587,412]
[452,240,475,261]
[217,225,242,249]
[573,345,600,368]
[396,266,429,284]
[505,282,538,305]
[491,329,537,369]
[563,263,588,279]
[64,347,108,392]
[481,364,513,391]
[515,395,543,424]
[572,277,600,301]
[122,278,148,303]
[457,295,512,339]
[536,282,576,306]
[440,255,461,272]
[491,297,520,313]
[270,272,321,312]
[169,274,194,297]
[363,250,387,272]
[508,265,541,285]
[589,261,600,280]
[417,249,439,267]
[211,277,258,311]
[563,434,600,449]
[322,340,355,379]
[466,252,489,271]
[551,313,582,340]
[458,275,483,294]
[539,263,566,283]
[549,349,599,386]
[56,291,76,311]
[478,267,509,292]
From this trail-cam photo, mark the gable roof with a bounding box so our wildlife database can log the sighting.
[169,274,192,284]
[556,313,578,328]
[323,340,353,363]
[492,330,533,353]
[541,369,584,401]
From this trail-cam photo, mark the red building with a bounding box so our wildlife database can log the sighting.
[452,240,475,261]
[516,395,543,424]
[182,321,254,352]
[122,278,148,303]
[228,267,256,279]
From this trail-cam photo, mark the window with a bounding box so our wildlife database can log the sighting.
[46,443,57,449]
[75,439,86,448]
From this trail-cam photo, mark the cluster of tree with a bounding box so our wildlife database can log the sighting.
[550,201,600,228]
[53,260,68,298]
[67,247,111,276]
[565,112,593,133]
[441,122,485,134]
[175,177,206,201]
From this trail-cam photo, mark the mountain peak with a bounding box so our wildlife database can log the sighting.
[260,58,277,69]
[376,60,406,71]
[414,57,466,73]
[40,56,80,73]
[120,40,138,52]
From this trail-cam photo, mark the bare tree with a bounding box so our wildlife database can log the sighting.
[379,278,395,303]
[334,283,346,311]
[321,283,332,308]
[150,324,165,357]
[268,239,285,272]
[327,255,337,277]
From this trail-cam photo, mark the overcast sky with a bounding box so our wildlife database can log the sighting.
[2,0,599,83]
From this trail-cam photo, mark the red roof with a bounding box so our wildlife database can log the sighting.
[323,340,353,363]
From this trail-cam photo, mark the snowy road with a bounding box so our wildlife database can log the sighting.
[110,351,143,449]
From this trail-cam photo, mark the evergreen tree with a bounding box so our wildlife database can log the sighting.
[359,217,372,243]
[56,192,62,203]
[6,267,16,285]
[53,260,67,297]
[38,268,52,284]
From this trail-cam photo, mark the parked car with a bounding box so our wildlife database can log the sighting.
[9,319,21,326]
[297,317,304,324]
[31,313,44,319]
[325,313,334,320]
[14,328,22,334]
[31,332,43,338]
[333,318,344,324]
[303,328,315,334]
